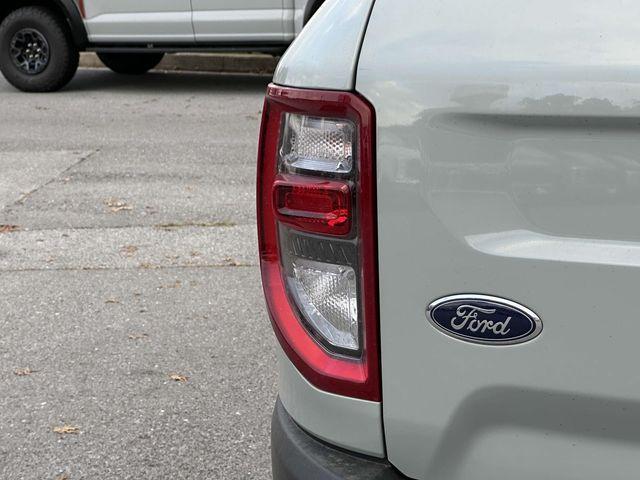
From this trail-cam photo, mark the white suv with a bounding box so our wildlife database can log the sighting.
[259,0,640,479]
[0,0,323,92]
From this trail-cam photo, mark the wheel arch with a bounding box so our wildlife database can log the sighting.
[0,0,88,47]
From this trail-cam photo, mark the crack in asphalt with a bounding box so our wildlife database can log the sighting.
[12,149,101,207]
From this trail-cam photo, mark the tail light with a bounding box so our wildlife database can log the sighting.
[257,85,380,401]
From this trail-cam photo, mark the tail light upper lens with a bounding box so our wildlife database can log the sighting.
[257,85,380,401]
[280,113,356,174]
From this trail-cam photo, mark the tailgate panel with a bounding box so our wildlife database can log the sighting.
[357,0,640,478]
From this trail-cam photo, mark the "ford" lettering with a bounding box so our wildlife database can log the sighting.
[427,295,542,345]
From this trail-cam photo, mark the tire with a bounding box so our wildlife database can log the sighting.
[97,52,165,75]
[0,6,79,92]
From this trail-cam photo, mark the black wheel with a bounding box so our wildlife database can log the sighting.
[0,6,79,92]
[97,52,165,75]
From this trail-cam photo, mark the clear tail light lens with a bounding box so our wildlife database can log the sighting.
[280,113,355,174]
[287,258,359,351]
[257,85,380,401]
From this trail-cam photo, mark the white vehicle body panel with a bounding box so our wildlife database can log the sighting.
[277,350,385,457]
[82,0,314,44]
[273,0,375,91]
[192,0,287,42]
[291,0,309,35]
[357,0,640,478]
[84,0,194,42]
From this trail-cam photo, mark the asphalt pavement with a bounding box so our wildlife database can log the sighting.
[0,69,277,479]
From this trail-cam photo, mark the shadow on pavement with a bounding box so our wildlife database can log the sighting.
[65,68,273,94]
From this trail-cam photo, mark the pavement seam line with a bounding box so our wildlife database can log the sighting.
[2,223,252,233]
[0,263,258,273]
[12,149,101,208]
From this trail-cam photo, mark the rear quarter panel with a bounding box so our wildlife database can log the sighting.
[270,0,385,459]
[273,0,375,90]
[357,0,640,478]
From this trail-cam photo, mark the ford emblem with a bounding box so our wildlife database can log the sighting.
[427,295,542,345]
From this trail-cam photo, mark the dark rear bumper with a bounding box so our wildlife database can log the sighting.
[271,398,407,480]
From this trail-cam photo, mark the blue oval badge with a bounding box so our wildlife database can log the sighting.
[427,295,542,345]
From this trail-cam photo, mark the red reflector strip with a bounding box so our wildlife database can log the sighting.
[273,175,352,236]
[78,0,86,18]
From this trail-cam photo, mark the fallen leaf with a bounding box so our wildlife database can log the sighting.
[223,257,239,266]
[120,245,139,256]
[138,262,154,269]
[53,425,80,435]
[0,224,19,234]
[14,367,35,376]
[54,474,69,480]
[169,373,188,383]
[128,333,149,340]
[105,198,133,213]
[105,298,120,304]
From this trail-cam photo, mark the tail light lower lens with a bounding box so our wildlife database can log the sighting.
[287,258,359,351]
[257,85,379,401]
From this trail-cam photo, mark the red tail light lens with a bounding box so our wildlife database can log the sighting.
[274,175,352,236]
[257,85,380,401]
